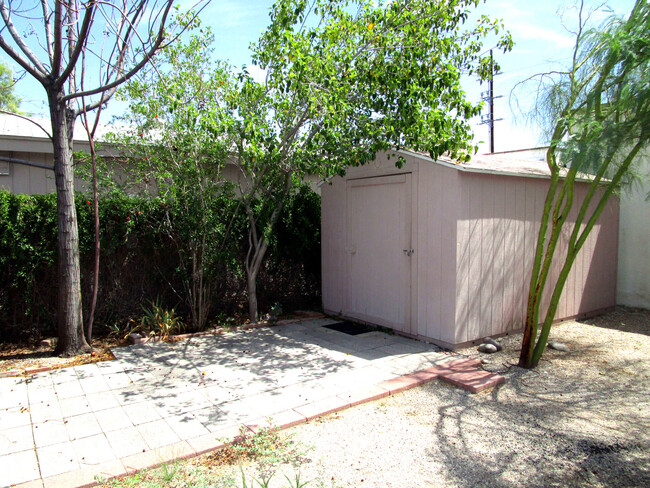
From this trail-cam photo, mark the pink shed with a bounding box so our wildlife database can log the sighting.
[321,149,619,349]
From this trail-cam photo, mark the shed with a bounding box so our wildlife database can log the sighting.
[321,150,619,349]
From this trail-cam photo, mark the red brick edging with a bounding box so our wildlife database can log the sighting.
[0,366,52,378]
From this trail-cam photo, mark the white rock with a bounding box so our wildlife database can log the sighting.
[484,337,503,351]
[548,341,570,352]
[478,343,498,353]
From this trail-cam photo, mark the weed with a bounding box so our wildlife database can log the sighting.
[284,471,312,487]
[111,298,185,342]
[139,298,184,340]
[212,425,304,467]
[215,313,238,331]
[98,425,325,487]
[159,461,179,483]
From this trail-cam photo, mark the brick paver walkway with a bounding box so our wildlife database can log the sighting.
[0,318,499,488]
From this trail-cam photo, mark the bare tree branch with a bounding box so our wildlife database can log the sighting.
[51,0,63,77]
[40,0,54,63]
[0,36,47,83]
[57,1,97,89]
[0,155,54,170]
[0,0,50,76]
[63,0,174,103]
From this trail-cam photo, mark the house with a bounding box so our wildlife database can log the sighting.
[0,113,115,194]
[321,149,620,348]
[0,113,273,196]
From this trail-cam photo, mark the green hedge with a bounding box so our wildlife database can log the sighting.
[0,187,321,342]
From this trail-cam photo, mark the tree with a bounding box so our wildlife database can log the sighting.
[518,0,650,369]
[218,0,512,321]
[107,24,238,330]
[0,1,206,356]
[0,61,19,112]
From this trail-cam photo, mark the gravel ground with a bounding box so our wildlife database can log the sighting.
[232,307,650,488]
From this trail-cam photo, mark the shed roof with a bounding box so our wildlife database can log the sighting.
[400,149,553,179]
[400,148,607,184]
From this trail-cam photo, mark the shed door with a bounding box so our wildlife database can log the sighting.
[345,174,412,334]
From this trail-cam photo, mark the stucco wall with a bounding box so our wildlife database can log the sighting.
[617,150,650,309]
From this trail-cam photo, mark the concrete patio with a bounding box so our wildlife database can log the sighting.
[0,318,488,488]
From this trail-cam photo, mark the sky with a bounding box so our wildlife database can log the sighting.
[4,0,637,155]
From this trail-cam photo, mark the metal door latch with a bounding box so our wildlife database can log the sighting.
[403,249,414,256]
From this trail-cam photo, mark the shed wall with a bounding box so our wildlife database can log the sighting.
[415,160,460,344]
[454,172,619,344]
[322,152,619,348]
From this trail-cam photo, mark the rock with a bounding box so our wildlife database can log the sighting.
[478,343,498,353]
[481,358,491,364]
[484,337,503,351]
[548,341,570,352]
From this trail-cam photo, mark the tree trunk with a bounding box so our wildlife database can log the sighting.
[247,271,259,323]
[246,236,268,322]
[243,173,293,322]
[50,94,90,356]
[86,141,100,346]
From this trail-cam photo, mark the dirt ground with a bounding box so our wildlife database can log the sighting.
[0,338,116,373]
[270,306,650,487]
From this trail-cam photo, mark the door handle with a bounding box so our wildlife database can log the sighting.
[403,249,414,256]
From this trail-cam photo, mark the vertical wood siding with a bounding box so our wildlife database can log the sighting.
[455,172,618,340]
[416,162,459,343]
[322,153,619,346]
[0,152,57,194]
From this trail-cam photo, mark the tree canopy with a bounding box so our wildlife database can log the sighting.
[0,61,19,112]
[219,0,513,320]
[108,24,238,329]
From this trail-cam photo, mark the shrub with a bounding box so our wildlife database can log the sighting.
[0,187,321,343]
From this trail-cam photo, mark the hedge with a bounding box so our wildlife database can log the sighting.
[0,186,321,342]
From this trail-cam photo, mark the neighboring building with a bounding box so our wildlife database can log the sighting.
[321,149,620,349]
[616,148,650,309]
[0,113,289,196]
[0,113,116,194]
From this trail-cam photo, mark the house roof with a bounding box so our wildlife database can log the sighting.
[0,113,118,142]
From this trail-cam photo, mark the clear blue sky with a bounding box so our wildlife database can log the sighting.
[6,0,637,154]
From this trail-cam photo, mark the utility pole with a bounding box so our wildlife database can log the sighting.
[480,50,503,153]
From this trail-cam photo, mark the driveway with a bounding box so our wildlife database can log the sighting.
[1,318,455,487]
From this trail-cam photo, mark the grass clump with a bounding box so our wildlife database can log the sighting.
[98,424,326,488]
